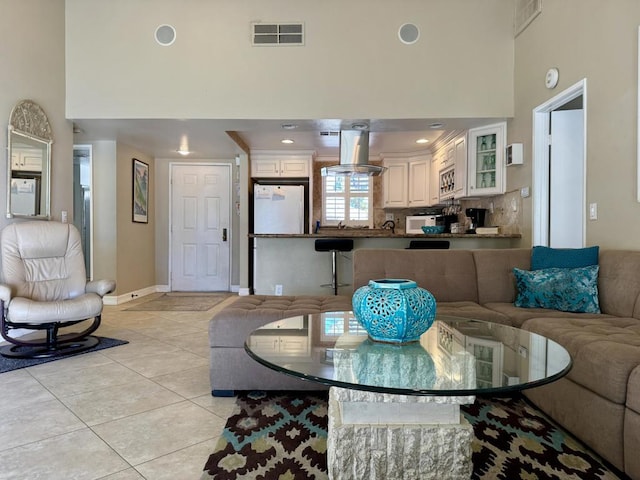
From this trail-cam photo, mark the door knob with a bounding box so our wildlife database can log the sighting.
[222,228,227,242]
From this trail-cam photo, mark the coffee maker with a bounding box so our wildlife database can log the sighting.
[465,208,486,234]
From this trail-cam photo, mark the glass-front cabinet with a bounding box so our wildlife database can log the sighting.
[467,122,506,196]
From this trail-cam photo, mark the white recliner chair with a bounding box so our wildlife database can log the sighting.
[0,221,115,358]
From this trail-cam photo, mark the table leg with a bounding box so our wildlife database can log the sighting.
[327,387,474,480]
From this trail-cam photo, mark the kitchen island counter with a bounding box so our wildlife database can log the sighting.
[252,232,521,296]
[250,231,521,239]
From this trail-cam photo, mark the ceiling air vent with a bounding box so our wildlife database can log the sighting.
[252,22,304,46]
[514,0,542,37]
[320,131,340,137]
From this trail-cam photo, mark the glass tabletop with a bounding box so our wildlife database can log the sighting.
[244,312,572,397]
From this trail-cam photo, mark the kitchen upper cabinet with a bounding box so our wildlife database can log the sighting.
[467,122,506,196]
[429,154,441,205]
[453,136,467,198]
[408,159,430,206]
[248,334,310,355]
[383,159,408,207]
[251,152,311,178]
[11,148,43,172]
[434,134,465,202]
[383,154,431,208]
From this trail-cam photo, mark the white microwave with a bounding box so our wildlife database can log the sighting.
[405,215,438,234]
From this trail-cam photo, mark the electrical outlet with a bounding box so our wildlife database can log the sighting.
[385,213,394,221]
[275,284,283,296]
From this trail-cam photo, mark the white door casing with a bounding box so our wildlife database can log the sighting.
[532,79,587,247]
[170,163,231,291]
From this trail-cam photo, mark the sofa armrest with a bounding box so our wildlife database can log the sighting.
[86,279,116,297]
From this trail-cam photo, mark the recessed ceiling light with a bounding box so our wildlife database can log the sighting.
[416,138,429,144]
[177,135,190,155]
[281,123,298,130]
[281,139,294,144]
[351,122,369,131]
[429,122,444,129]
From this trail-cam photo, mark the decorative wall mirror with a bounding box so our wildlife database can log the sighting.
[6,100,52,219]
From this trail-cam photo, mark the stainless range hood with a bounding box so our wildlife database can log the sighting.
[321,130,387,176]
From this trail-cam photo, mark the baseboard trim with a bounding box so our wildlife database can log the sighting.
[231,284,240,293]
[103,285,164,306]
[238,287,251,296]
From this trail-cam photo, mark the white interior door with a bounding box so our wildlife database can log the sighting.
[171,164,231,291]
[549,110,585,248]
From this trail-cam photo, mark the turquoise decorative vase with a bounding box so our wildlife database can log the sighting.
[352,279,437,343]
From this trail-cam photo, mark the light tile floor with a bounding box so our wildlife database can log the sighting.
[0,294,239,480]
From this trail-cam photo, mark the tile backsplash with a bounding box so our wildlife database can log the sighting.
[385,191,523,234]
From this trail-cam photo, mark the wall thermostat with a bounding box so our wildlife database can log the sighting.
[545,68,559,89]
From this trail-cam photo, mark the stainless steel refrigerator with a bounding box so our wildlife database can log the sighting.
[253,184,304,234]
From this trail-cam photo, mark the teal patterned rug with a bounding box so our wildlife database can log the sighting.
[201,391,624,479]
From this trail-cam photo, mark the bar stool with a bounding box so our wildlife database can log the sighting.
[315,238,354,295]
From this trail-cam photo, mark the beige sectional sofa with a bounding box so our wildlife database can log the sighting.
[209,247,640,478]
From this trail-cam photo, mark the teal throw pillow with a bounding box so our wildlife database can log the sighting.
[513,265,600,313]
[531,245,599,271]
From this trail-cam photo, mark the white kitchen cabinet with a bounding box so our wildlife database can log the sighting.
[467,122,506,196]
[434,133,466,203]
[408,158,430,206]
[466,336,503,389]
[251,153,311,178]
[429,153,442,205]
[383,159,408,207]
[11,149,42,172]
[248,334,310,355]
[383,154,431,208]
[453,136,467,198]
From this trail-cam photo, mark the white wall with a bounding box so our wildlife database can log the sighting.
[91,141,117,283]
[508,0,640,248]
[1,0,72,229]
[65,0,514,121]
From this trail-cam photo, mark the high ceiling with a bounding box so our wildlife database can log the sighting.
[72,117,504,160]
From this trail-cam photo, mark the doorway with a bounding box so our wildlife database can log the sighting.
[532,79,587,247]
[73,145,92,279]
[170,163,231,291]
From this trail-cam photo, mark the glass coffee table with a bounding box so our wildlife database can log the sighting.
[245,312,572,480]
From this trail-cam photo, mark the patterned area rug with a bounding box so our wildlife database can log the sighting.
[201,391,624,480]
[125,292,233,311]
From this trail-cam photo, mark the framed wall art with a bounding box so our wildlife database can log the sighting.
[132,158,149,223]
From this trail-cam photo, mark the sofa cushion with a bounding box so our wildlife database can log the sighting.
[598,250,640,318]
[513,265,600,313]
[626,365,640,414]
[531,245,599,270]
[472,249,531,304]
[209,295,352,347]
[523,316,640,404]
[484,302,612,328]
[353,249,479,303]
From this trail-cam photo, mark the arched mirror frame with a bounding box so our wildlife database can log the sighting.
[6,99,52,220]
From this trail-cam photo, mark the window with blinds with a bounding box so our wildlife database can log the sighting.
[321,312,366,341]
[322,175,372,227]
